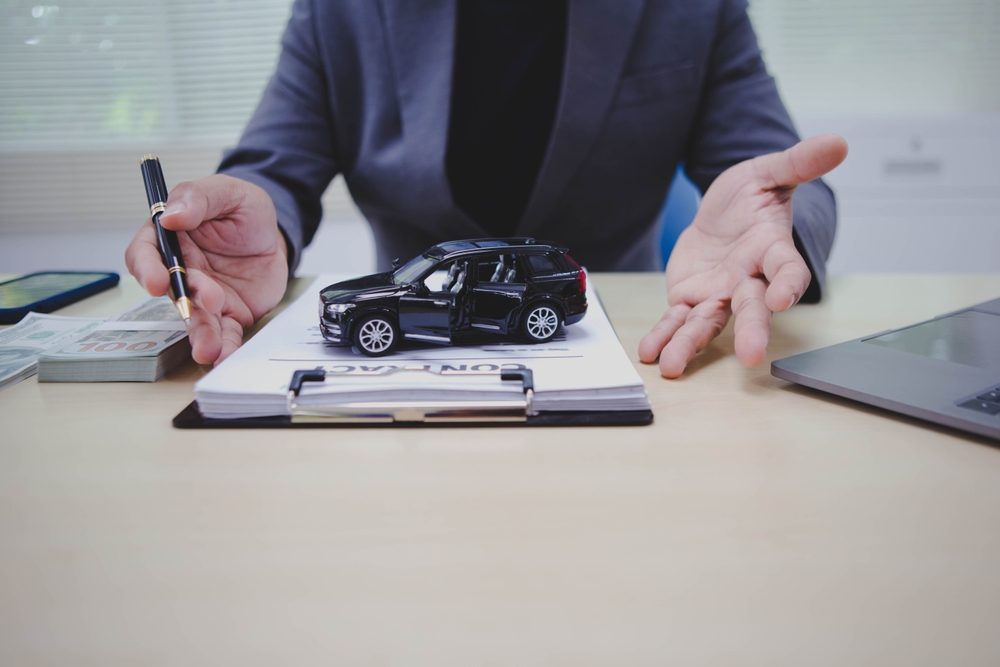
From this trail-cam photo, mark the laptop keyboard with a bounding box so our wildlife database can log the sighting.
[958,384,1000,416]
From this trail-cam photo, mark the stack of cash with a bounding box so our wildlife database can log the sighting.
[37,297,190,383]
[0,313,104,391]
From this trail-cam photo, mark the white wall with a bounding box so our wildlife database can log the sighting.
[797,115,1000,274]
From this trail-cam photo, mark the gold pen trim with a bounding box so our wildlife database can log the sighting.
[141,154,159,164]
[167,266,186,275]
[175,296,193,322]
[150,202,166,216]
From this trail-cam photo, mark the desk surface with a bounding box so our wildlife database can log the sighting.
[3,273,1000,665]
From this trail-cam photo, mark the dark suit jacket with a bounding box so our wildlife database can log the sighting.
[218,0,836,298]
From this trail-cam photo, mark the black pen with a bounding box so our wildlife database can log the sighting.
[140,155,192,324]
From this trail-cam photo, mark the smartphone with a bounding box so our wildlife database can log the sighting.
[0,271,120,324]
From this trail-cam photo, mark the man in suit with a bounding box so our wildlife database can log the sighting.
[125,0,847,378]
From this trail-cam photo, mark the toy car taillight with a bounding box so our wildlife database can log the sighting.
[565,254,586,293]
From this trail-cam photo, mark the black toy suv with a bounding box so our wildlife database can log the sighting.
[319,238,588,356]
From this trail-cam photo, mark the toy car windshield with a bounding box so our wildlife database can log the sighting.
[391,254,438,285]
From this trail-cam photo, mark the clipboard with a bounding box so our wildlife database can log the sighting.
[173,365,653,428]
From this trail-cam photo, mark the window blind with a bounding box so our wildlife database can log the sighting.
[748,0,1000,114]
[0,0,335,233]
[0,0,293,148]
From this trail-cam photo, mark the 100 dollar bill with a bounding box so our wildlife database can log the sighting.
[0,313,103,391]
[42,327,187,359]
[40,296,188,360]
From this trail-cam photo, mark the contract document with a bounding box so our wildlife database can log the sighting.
[192,275,651,424]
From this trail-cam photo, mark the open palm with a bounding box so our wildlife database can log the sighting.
[639,135,848,378]
[125,175,288,365]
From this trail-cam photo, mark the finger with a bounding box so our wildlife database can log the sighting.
[160,174,248,232]
[731,278,771,367]
[214,316,246,366]
[667,267,730,312]
[187,307,223,365]
[124,220,169,296]
[185,267,226,316]
[753,134,849,190]
[761,240,811,313]
[638,303,692,364]
[659,301,731,379]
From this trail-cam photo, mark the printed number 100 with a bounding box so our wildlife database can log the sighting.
[74,341,157,352]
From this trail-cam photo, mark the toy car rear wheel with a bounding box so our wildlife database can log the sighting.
[354,314,399,356]
[522,303,560,343]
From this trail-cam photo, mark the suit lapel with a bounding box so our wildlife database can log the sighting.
[377,0,646,237]
[377,0,485,233]
[518,0,646,236]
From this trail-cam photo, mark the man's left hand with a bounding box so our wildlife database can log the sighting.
[638,134,849,378]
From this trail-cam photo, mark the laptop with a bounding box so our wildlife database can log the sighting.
[771,297,1000,441]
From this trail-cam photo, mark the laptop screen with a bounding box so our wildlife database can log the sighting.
[863,310,1000,370]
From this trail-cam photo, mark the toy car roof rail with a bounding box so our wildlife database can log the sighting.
[426,238,569,259]
[286,365,535,424]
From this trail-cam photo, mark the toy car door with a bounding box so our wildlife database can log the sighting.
[398,261,465,344]
[470,254,525,334]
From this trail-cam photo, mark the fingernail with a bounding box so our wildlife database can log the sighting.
[163,202,186,218]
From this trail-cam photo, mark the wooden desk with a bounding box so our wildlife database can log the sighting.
[3,274,1000,665]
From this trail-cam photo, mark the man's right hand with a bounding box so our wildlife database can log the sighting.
[125,174,289,366]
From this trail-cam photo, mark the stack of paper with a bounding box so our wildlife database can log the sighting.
[0,313,104,391]
[194,275,651,420]
[37,297,189,383]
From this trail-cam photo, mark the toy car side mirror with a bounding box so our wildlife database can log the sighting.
[392,257,401,269]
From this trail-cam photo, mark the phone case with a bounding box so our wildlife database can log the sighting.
[0,272,120,324]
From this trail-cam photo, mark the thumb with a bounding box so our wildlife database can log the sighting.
[160,174,251,232]
[753,134,849,190]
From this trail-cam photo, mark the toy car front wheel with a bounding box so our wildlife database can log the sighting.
[522,303,560,343]
[353,314,399,356]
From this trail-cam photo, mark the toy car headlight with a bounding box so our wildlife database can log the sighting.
[324,302,355,317]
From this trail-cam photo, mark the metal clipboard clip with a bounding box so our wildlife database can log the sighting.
[287,365,535,424]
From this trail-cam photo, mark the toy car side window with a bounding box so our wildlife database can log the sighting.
[478,255,502,282]
[481,254,518,283]
[526,253,559,276]
[422,260,463,292]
